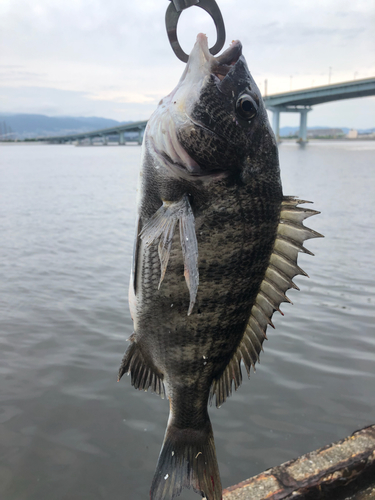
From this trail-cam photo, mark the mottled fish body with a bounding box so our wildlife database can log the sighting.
[119,34,321,500]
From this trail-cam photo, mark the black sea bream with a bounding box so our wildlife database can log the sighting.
[119,34,322,500]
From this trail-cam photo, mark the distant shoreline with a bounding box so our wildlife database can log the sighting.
[1,137,374,146]
[279,136,375,141]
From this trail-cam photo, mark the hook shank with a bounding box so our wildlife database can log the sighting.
[166,0,226,63]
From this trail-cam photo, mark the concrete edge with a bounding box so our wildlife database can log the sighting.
[222,424,375,500]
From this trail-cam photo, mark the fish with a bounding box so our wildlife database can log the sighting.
[118,33,322,500]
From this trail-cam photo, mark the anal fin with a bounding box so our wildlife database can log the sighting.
[118,336,165,398]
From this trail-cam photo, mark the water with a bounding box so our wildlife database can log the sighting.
[0,141,374,500]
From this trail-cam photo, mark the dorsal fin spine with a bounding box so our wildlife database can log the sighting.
[271,250,308,277]
[248,315,267,342]
[232,355,242,390]
[261,278,292,305]
[210,197,323,408]
[239,343,254,376]
[257,290,281,317]
[267,264,299,290]
[243,333,260,362]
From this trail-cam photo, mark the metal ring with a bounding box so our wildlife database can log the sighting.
[165,0,226,63]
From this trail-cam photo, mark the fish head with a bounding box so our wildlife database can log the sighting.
[147,33,278,181]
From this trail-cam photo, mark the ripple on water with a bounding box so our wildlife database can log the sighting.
[0,143,374,499]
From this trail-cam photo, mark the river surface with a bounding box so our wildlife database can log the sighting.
[0,141,374,500]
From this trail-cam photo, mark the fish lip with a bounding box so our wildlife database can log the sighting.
[215,40,243,65]
[178,35,243,85]
[192,33,242,67]
[211,40,243,80]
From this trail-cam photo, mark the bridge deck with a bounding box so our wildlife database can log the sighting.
[38,77,375,143]
[264,77,375,108]
[39,120,148,142]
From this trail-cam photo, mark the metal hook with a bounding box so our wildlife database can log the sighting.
[166,0,226,63]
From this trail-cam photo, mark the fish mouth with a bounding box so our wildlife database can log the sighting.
[149,35,243,180]
[208,38,243,81]
[182,35,245,146]
[180,33,243,85]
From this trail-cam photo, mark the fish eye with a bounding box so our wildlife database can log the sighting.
[236,95,258,121]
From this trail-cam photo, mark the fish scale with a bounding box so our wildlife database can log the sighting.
[118,34,322,500]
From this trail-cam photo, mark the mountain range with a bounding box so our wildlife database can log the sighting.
[0,114,130,139]
[0,113,374,140]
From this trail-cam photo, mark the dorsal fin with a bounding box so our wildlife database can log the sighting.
[210,197,323,407]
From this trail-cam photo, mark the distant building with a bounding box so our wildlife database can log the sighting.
[307,128,345,138]
[347,129,358,139]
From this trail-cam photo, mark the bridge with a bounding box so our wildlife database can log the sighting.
[40,120,148,145]
[264,77,375,142]
[39,77,375,146]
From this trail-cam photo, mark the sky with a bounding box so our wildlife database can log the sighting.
[1,0,375,128]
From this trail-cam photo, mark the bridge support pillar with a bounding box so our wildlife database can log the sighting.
[272,109,280,142]
[269,105,312,143]
[119,132,125,145]
[298,108,309,143]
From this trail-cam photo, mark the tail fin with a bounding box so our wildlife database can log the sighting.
[150,418,222,500]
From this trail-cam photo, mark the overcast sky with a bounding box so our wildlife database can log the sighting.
[1,0,374,128]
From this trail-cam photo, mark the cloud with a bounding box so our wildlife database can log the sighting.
[0,0,374,126]
[0,65,47,83]
[0,86,157,120]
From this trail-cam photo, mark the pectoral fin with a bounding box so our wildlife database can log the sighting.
[158,217,178,288]
[179,199,199,315]
[132,216,142,295]
[140,195,199,315]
